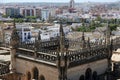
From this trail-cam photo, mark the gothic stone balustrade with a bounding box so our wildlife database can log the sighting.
[19,39,69,51]
[0,62,10,75]
[16,37,120,67]
[68,45,108,67]
[37,52,57,63]
[17,48,58,64]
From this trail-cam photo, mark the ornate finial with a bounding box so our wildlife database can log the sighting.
[34,37,38,53]
[81,32,85,48]
[87,37,91,48]
[99,38,103,45]
[82,31,85,41]
[10,19,19,48]
[38,31,41,40]
[59,21,65,52]
[57,21,68,80]
[106,21,111,44]
[60,21,65,37]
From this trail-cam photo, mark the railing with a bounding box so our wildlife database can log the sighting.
[17,48,58,64]
[37,52,57,63]
[0,42,10,48]
[66,44,110,67]
[0,61,10,75]
[1,36,120,67]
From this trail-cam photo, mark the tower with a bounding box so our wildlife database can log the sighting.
[70,0,75,8]
[105,21,112,80]
[57,22,68,80]
[59,22,65,52]
[81,32,86,49]
[10,19,19,73]
[38,31,41,40]
[105,21,111,44]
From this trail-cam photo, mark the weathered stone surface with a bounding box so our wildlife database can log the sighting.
[15,58,59,80]
[67,59,108,80]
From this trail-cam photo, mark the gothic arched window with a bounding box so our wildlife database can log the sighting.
[27,72,31,80]
[33,67,39,80]
[85,68,92,80]
[40,75,45,80]
[92,71,98,80]
[79,75,85,80]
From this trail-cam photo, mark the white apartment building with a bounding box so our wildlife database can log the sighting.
[39,24,71,40]
[16,23,33,42]
[41,9,50,21]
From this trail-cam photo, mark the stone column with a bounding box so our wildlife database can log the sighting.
[10,19,20,73]
[10,47,17,73]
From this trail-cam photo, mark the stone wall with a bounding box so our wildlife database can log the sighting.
[67,59,108,80]
[15,58,59,80]
[14,57,108,80]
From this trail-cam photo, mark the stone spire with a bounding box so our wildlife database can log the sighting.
[10,19,19,73]
[10,19,19,48]
[38,31,41,40]
[59,22,65,52]
[106,21,111,44]
[87,37,91,48]
[81,32,86,48]
[57,21,68,80]
[0,23,5,43]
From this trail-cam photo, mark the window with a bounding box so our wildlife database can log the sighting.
[27,72,31,80]
[19,77,21,80]
[24,37,26,40]
[28,33,31,39]
[40,75,45,80]
[33,67,39,80]
[85,68,92,80]
[79,75,84,80]
[92,71,98,80]
[24,33,26,35]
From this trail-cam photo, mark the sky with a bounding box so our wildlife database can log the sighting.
[0,0,119,3]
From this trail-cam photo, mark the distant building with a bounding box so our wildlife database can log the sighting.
[49,8,56,17]
[5,8,20,17]
[16,23,33,42]
[55,8,63,15]
[0,13,2,18]
[69,0,75,8]
[41,9,50,21]
[36,8,41,18]
[39,24,71,40]
[20,8,41,18]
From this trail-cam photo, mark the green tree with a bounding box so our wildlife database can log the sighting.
[15,18,24,23]
[2,15,8,18]
[109,23,118,31]
[26,16,36,19]
[95,16,102,21]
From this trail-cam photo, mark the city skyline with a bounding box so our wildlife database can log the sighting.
[0,0,119,3]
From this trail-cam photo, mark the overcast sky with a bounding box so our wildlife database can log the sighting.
[0,0,119,3]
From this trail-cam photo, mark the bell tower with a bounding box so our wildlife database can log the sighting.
[70,0,75,8]
[105,21,111,44]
